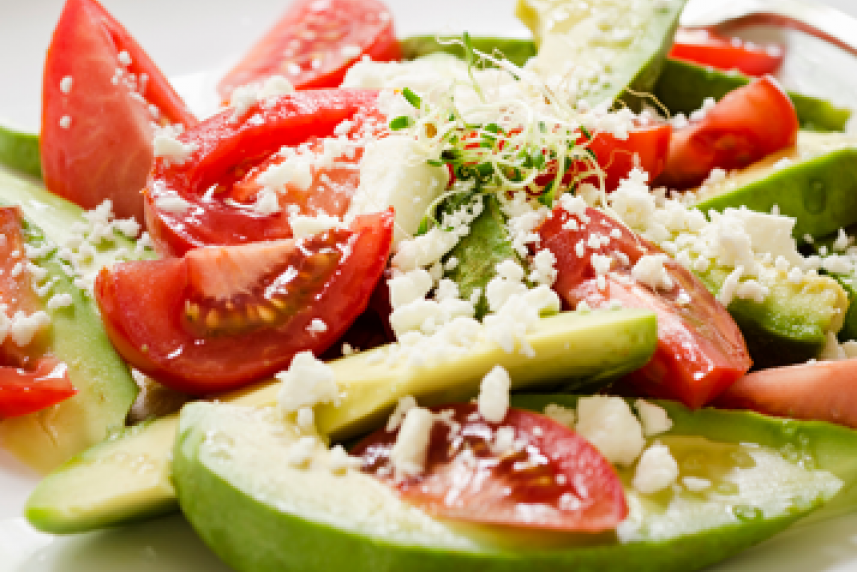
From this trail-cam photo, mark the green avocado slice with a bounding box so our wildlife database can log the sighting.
[0,171,146,473]
[693,131,857,242]
[653,58,851,133]
[171,396,844,572]
[400,36,537,68]
[26,308,658,533]
[0,125,41,178]
[516,0,687,106]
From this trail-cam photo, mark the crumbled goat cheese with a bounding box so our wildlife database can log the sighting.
[287,435,319,468]
[388,269,433,310]
[576,396,645,466]
[478,365,512,423]
[276,351,339,414]
[632,254,674,291]
[633,442,679,494]
[544,403,576,427]
[153,129,198,165]
[389,407,435,477]
[386,395,418,432]
[257,153,314,193]
[634,400,673,437]
[683,476,712,492]
[289,213,342,240]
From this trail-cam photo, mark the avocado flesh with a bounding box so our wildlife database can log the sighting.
[654,58,851,133]
[0,171,143,473]
[171,398,842,572]
[400,36,537,68]
[694,263,847,369]
[0,125,41,178]
[694,131,857,241]
[516,0,686,106]
[26,308,658,533]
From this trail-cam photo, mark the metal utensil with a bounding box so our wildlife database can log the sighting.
[681,0,857,57]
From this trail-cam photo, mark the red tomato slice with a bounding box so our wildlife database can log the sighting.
[715,360,857,429]
[533,123,672,193]
[0,358,76,418]
[352,403,627,532]
[143,89,383,257]
[217,0,401,99]
[0,208,76,416]
[41,0,197,223]
[669,27,785,77]
[95,211,393,394]
[656,76,798,189]
[538,206,751,409]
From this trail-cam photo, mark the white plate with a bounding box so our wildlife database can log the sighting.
[3,0,857,570]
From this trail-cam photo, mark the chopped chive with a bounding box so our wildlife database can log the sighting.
[390,116,413,130]
[402,87,422,109]
[427,159,444,167]
[580,126,592,140]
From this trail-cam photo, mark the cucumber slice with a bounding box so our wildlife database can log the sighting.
[654,58,851,133]
[0,125,40,178]
[171,398,843,572]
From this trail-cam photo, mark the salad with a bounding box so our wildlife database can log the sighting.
[4,0,857,570]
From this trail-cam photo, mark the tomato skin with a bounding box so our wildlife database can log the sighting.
[96,211,393,394]
[353,403,627,532]
[217,0,401,99]
[538,206,751,409]
[534,123,672,193]
[41,0,196,223]
[0,208,76,416]
[0,358,76,418]
[656,76,798,189]
[715,360,857,429]
[669,27,785,77]
[144,89,381,257]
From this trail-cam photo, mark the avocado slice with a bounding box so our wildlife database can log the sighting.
[653,58,851,133]
[0,172,145,473]
[400,36,537,68]
[171,397,843,572]
[26,308,658,533]
[693,131,857,242]
[516,0,686,106]
[0,125,41,178]
[693,262,847,369]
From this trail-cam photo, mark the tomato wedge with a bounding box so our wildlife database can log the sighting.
[143,89,383,257]
[669,27,785,77]
[533,123,672,193]
[217,0,400,99]
[715,360,857,429]
[0,358,76,418]
[0,207,76,417]
[353,403,627,532]
[538,205,751,409]
[95,211,393,394]
[41,0,197,223]
[656,76,798,189]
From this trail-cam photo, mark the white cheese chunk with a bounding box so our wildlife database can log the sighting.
[576,396,645,466]
[634,399,673,437]
[276,351,339,414]
[633,442,679,494]
[389,407,435,477]
[478,365,512,423]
